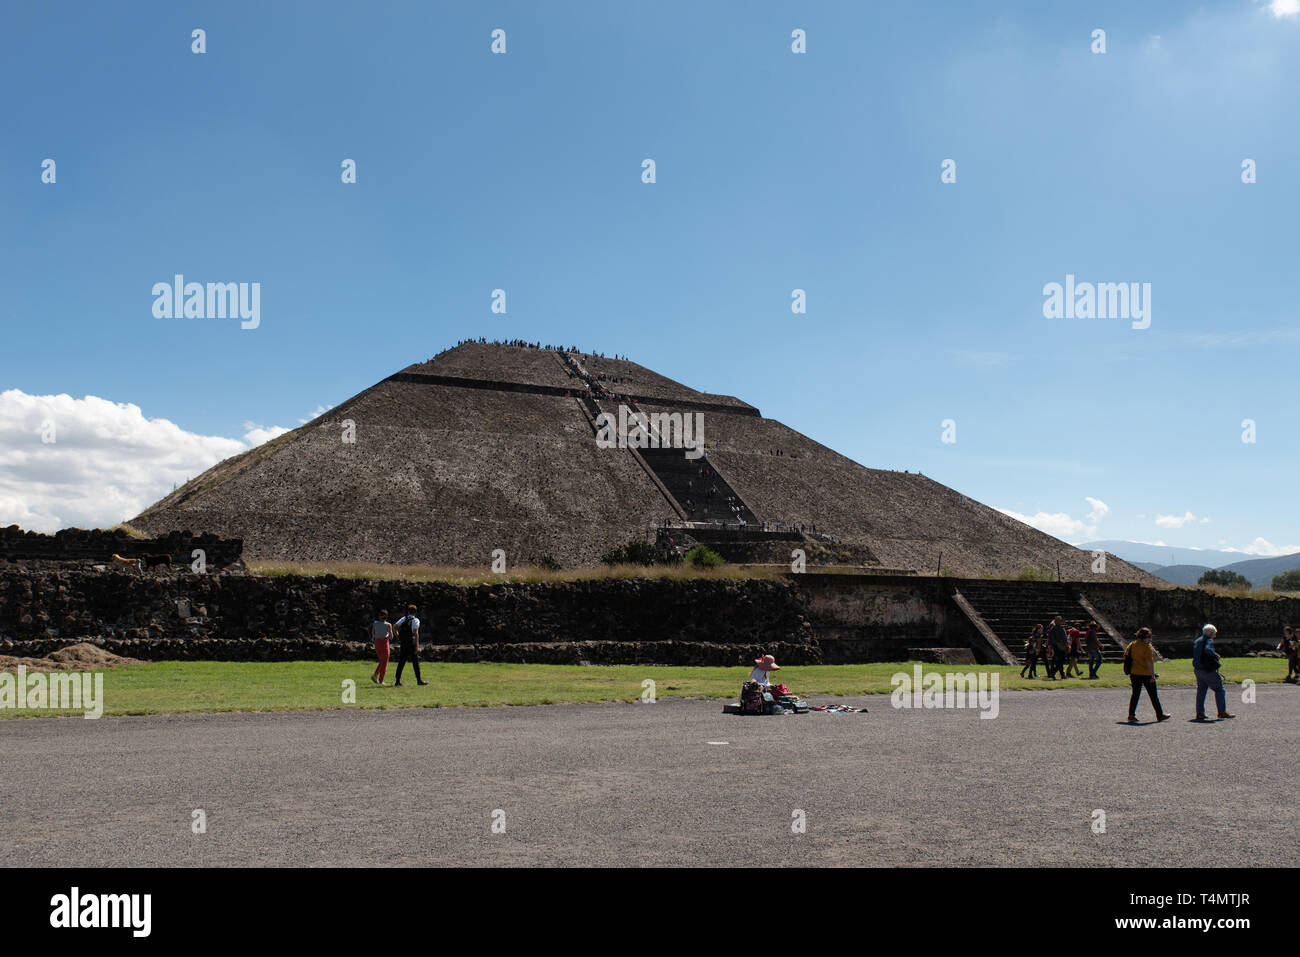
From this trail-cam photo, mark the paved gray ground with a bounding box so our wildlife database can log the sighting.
[2,685,1297,867]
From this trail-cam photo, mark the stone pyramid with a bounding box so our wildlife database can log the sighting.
[132,341,1158,583]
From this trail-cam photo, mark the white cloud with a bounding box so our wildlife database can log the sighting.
[1155,511,1200,529]
[239,405,331,445]
[0,390,303,533]
[300,404,333,424]
[242,422,292,446]
[1269,0,1300,19]
[1238,537,1300,556]
[998,496,1109,542]
[998,508,1090,543]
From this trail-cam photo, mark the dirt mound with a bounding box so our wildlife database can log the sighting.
[0,642,144,672]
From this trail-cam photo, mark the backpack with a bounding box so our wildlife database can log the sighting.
[740,681,766,715]
[398,615,414,642]
[1122,643,1133,675]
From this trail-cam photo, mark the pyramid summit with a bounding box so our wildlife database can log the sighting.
[132,341,1155,582]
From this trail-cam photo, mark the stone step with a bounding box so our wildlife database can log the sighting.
[956,582,1130,665]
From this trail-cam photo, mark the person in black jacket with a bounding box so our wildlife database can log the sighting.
[392,604,428,687]
[1046,616,1069,680]
[1282,625,1298,683]
[1021,625,1043,678]
[1084,622,1103,679]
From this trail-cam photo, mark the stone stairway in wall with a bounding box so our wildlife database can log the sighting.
[952,580,1129,663]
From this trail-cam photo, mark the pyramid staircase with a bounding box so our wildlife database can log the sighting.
[615,397,757,525]
[555,350,759,524]
[616,408,754,522]
[572,388,759,525]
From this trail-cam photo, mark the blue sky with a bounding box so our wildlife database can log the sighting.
[2,0,1297,553]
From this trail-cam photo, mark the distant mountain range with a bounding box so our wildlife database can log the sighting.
[1081,541,1250,568]
[1082,541,1300,589]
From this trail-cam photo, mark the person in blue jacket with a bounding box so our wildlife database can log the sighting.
[1192,624,1235,722]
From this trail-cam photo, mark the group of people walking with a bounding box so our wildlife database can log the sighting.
[1128,623,1237,723]
[1020,618,1239,723]
[1019,616,1106,680]
[370,605,427,687]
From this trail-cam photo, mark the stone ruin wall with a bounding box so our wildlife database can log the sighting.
[0,561,1292,664]
[1,526,244,570]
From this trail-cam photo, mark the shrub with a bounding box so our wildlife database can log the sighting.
[600,540,658,566]
[530,554,561,571]
[1271,569,1300,592]
[1198,569,1251,590]
[684,544,725,568]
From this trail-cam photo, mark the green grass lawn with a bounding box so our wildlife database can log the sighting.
[1,658,1291,718]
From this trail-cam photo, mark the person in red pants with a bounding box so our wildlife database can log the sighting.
[371,609,392,685]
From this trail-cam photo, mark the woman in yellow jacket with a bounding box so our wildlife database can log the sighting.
[1125,627,1171,723]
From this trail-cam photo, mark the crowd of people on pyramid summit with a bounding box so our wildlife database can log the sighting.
[450,337,629,362]
[1020,618,1247,722]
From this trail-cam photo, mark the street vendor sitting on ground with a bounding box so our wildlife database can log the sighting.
[738,653,809,714]
[749,654,780,688]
